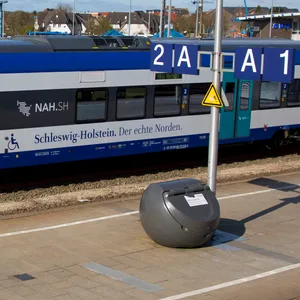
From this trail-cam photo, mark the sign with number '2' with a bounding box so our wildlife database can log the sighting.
[150,43,173,73]
[234,47,295,83]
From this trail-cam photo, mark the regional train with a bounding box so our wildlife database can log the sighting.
[0,34,299,169]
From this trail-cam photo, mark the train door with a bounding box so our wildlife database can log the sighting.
[235,80,253,137]
[219,72,237,139]
[219,72,253,139]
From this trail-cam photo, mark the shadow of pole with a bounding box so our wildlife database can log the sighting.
[240,196,300,224]
[207,177,300,247]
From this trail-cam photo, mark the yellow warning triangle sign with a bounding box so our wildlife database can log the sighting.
[201,83,224,108]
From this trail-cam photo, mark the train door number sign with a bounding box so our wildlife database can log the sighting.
[234,47,295,83]
[150,43,199,75]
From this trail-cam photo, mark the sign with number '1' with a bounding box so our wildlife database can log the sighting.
[234,47,295,83]
[262,48,295,82]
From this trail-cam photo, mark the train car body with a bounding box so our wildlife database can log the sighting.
[0,35,300,169]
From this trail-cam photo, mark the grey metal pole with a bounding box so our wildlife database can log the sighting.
[72,0,75,35]
[269,0,273,38]
[148,11,151,34]
[34,16,36,36]
[199,0,203,36]
[159,1,163,37]
[195,0,199,37]
[167,0,171,37]
[128,0,131,36]
[2,1,4,37]
[163,0,167,32]
[207,0,223,194]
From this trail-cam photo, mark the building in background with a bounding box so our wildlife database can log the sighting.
[232,9,300,39]
[3,5,300,38]
[37,9,89,34]
[104,11,160,35]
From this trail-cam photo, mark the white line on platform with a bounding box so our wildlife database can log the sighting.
[0,183,299,238]
[0,211,139,238]
[159,263,300,300]
[218,183,300,200]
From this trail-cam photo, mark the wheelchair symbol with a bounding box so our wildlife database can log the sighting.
[7,134,19,151]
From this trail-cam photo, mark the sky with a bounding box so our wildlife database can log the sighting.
[4,0,300,13]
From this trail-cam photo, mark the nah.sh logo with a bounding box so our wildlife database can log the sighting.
[17,101,32,117]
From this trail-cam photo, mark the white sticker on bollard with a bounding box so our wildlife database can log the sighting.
[184,194,208,206]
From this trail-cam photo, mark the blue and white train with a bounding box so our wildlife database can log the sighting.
[0,35,300,169]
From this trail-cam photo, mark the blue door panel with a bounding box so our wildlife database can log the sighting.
[220,74,253,139]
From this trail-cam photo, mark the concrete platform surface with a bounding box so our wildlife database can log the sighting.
[0,172,299,300]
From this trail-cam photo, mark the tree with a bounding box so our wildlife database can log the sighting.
[5,11,34,36]
[200,9,233,37]
[174,14,196,36]
[270,7,284,13]
[222,10,232,36]
[203,11,215,35]
[86,16,112,35]
[56,2,73,12]
[254,5,262,14]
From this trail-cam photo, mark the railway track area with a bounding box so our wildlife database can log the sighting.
[0,141,300,217]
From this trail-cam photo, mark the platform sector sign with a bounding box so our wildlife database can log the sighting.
[150,42,199,75]
[234,47,296,83]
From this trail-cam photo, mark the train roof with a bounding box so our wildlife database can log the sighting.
[0,35,300,53]
[0,38,53,52]
[8,35,151,52]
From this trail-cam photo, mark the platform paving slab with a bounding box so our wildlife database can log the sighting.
[0,172,299,299]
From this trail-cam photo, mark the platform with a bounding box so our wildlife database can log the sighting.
[0,172,299,300]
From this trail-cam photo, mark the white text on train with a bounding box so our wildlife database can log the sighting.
[35,102,69,113]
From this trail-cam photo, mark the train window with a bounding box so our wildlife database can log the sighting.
[287,80,300,106]
[116,87,146,120]
[292,21,298,31]
[259,81,281,109]
[76,89,107,122]
[154,85,181,117]
[224,82,235,112]
[240,82,250,110]
[188,83,211,114]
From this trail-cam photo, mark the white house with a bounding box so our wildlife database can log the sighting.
[37,10,89,35]
[105,11,160,35]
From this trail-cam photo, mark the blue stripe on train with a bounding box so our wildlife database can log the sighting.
[0,48,299,74]
[0,52,151,74]
[0,125,292,169]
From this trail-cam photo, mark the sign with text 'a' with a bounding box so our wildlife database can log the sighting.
[234,48,263,81]
[173,44,199,75]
